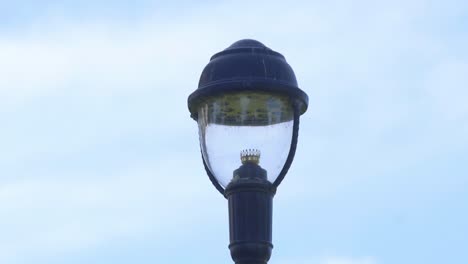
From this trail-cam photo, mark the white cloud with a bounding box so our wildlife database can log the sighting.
[320,256,377,264]
[274,256,377,264]
[425,60,468,123]
[0,155,220,262]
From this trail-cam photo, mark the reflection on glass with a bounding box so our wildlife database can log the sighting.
[198,91,293,188]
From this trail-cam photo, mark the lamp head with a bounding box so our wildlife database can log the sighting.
[188,39,308,194]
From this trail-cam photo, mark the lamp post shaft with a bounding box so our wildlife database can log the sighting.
[227,188,273,264]
[225,163,276,264]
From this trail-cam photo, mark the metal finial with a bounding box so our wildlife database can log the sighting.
[240,149,261,165]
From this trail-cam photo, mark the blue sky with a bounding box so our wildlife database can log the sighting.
[0,1,467,264]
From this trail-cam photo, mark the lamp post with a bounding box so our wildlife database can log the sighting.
[188,39,308,264]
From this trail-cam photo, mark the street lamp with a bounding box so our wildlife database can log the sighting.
[188,39,308,264]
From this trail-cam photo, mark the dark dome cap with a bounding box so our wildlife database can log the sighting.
[228,39,267,49]
[188,39,309,120]
[210,39,285,60]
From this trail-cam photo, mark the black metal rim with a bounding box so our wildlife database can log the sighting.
[224,179,276,198]
[202,153,225,195]
[188,79,309,120]
[272,101,300,188]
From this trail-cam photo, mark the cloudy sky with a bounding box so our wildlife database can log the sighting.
[1,1,467,264]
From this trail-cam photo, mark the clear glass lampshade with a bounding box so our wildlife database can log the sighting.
[197,91,294,188]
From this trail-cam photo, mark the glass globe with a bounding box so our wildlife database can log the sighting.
[197,91,294,188]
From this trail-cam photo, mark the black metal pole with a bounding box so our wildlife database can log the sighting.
[224,160,276,264]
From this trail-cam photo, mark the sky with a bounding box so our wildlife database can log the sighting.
[0,0,467,264]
